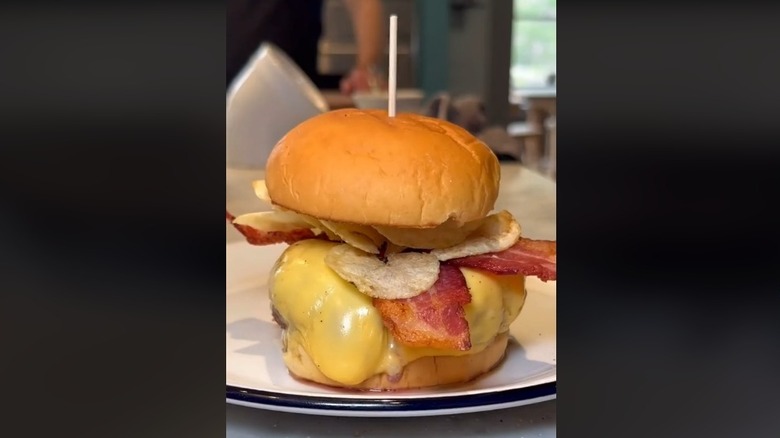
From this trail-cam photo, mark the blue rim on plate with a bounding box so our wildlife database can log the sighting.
[226,382,556,412]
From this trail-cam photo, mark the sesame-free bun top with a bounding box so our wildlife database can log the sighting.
[265,109,501,228]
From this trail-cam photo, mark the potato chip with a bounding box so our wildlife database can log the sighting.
[431,210,521,261]
[247,181,337,241]
[242,179,517,261]
[373,218,483,249]
[251,179,272,204]
[325,244,440,300]
[232,210,317,233]
[245,181,392,252]
[319,220,386,254]
[284,214,335,241]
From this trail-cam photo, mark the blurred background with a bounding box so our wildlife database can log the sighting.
[227,0,556,179]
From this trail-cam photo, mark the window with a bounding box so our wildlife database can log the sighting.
[510,0,556,90]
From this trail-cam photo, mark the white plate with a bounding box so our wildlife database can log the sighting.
[226,241,557,417]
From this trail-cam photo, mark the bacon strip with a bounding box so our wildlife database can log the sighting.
[373,265,472,351]
[447,238,556,281]
[226,209,316,245]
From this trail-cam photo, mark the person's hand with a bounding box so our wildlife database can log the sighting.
[339,65,383,95]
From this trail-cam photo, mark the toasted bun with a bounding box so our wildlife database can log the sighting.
[284,333,509,391]
[265,109,501,228]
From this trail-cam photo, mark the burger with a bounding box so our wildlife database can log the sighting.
[226,108,556,391]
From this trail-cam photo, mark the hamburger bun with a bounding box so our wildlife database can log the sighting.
[284,333,510,391]
[265,109,501,228]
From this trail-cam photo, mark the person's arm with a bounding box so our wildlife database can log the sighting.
[340,0,383,94]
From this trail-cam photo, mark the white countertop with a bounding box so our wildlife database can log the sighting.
[226,163,557,437]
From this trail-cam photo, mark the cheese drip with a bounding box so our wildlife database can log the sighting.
[269,240,527,386]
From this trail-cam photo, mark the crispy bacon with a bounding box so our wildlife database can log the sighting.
[373,265,472,351]
[447,238,556,281]
[226,209,317,245]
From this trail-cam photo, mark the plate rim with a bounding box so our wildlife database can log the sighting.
[226,381,556,413]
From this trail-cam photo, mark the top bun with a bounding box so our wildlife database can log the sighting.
[265,109,500,228]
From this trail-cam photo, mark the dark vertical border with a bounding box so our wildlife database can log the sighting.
[0,1,225,436]
[558,1,780,437]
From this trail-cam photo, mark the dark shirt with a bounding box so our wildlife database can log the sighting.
[227,0,324,89]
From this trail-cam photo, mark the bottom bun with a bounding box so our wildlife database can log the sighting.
[284,333,510,391]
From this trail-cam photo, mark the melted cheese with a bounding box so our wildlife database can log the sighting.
[269,239,527,386]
